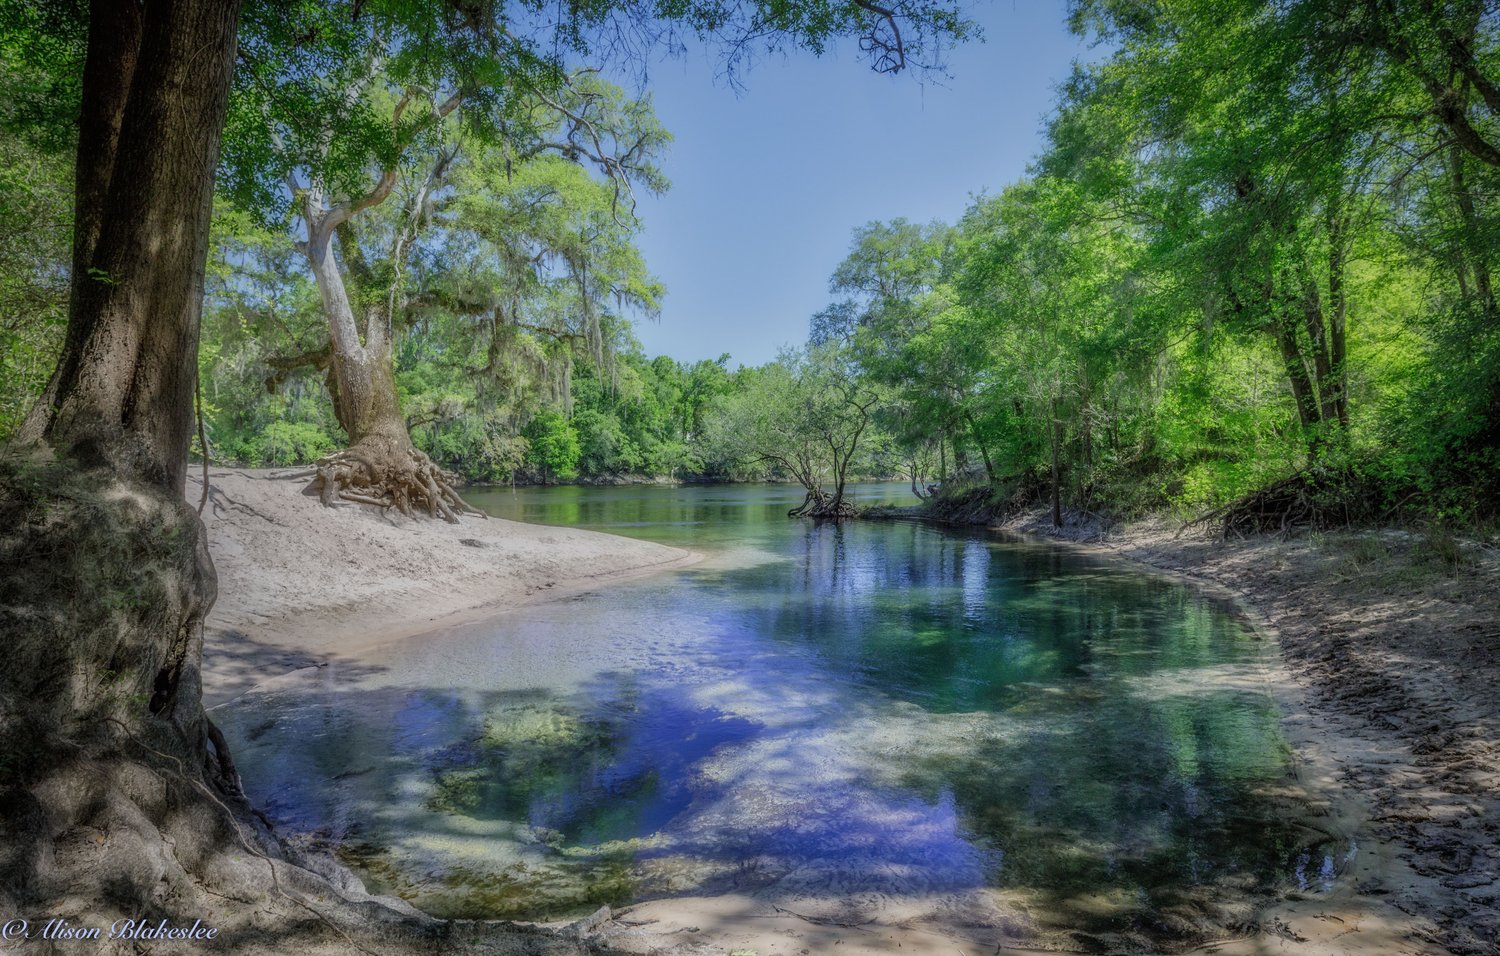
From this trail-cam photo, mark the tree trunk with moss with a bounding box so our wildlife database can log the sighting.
[0,10,490,945]
[0,0,258,919]
[6,0,235,760]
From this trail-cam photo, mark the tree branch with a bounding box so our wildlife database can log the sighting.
[854,0,905,74]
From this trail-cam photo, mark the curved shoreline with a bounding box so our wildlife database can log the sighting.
[979,509,1496,956]
[593,514,1462,956]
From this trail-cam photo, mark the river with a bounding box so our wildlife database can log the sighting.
[216,482,1347,951]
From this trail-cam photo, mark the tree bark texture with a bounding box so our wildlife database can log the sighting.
[1,0,255,927]
[18,0,239,494]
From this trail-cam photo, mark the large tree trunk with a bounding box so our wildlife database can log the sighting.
[14,3,140,448]
[0,0,267,927]
[20,5,225,491]
[305,230,403,447]
[9,0,237,741]
[1,11,521,946]
[301,229,480,522]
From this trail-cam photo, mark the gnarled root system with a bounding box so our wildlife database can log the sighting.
[1187,469,1359,538]
[789,490,860,521]
[308,443,485,523]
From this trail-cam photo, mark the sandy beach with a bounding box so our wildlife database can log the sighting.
[189,469,698,709]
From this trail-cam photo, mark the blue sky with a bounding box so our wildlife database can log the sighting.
[616,3,1097,366]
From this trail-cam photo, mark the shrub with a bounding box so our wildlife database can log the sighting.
[256,421,336,466]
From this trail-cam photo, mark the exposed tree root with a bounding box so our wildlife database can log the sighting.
[811,498,861,520]
[1186,469,1359,538]
[1,455,603,954]
[789,490,860,521]
[307,442,485,523]
[788,489,826,518]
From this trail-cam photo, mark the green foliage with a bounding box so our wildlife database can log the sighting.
[190,203,346,467]
[0,80,70,441]
[0,3,85,154]
[423,416,531,484]
[575,408,641,475]
[1038,0,1500,519]
[218,0,975,230]
[0,0,977,491]
[191,188,749,483]
[2,0,1495,528]
[524,410,581,482]
[798,0,1500,524]
[257,421,337,466]
[701,343,881,500]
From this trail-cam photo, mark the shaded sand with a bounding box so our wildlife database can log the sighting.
[189,468,697,708]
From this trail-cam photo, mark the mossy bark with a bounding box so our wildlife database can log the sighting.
[0,0,262,931]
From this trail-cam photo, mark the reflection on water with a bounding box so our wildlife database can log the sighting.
[216,483,1343,950]
[428,684,761,847]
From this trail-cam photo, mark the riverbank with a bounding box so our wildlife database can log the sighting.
[984,508,1500,955]
[189,475,1497,955]
[190,468,698,708]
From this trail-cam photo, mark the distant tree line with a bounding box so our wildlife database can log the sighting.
[3,0,1495,528]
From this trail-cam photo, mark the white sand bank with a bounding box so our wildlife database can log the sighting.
[188,468,696,707]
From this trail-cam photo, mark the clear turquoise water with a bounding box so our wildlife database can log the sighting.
[217,483,1339,949]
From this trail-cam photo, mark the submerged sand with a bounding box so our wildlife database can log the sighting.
[590,513,1498,956]
[991,511,1500,956]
